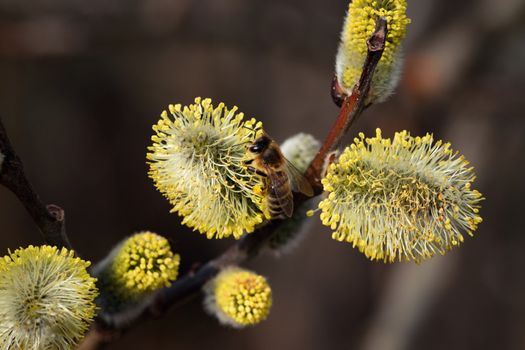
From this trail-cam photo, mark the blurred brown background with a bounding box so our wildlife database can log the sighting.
[1,0,524,349]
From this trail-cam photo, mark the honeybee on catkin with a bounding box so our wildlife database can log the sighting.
[245,132,314,218]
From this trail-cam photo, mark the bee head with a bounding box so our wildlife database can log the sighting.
[249,135,271,154]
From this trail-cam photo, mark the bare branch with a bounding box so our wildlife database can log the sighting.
[79,17,388,349]
[0,118,71,249]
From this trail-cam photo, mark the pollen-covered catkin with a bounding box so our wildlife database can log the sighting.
[319,129,483,263]
[0,246,98,350]
[204,267,272,328]
[148,97,268,239]
[335,0,410,103]
[94,231,179,303]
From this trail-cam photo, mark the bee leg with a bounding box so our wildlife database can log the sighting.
[244,159,254,165]
[247,166,267,177]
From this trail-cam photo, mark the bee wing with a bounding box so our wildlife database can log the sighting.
[283,158,314,197]
[265,165,294,217]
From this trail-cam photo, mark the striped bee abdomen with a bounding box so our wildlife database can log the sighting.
[267,170,293,218]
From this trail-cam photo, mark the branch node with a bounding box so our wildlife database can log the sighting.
[367,17,388,52]
[47,204,65,222]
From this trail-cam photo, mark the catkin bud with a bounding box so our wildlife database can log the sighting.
[204,267,272,328]
[280,133,320,174]
[269,133,320,253]
[93,231,180,316]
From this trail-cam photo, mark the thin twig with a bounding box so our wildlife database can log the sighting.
[80,17,387,349]
[0,118,71,249]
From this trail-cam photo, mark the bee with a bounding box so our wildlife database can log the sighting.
[245,132,314,218]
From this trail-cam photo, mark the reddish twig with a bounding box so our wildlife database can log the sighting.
[306,17,387,193]
[0,118,71,249]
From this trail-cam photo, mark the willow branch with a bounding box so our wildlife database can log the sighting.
[0,118,71,249]
[81,17,387,349]
[306,17,387,193]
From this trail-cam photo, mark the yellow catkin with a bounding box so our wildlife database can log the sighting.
[204,267,272,328]
[110,232,180,299]
[147,97,267,239]
[319,129,484,263]
[0,245,98,350]
[335,0,410,103]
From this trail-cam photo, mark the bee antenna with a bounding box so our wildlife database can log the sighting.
[242,125,257,132]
